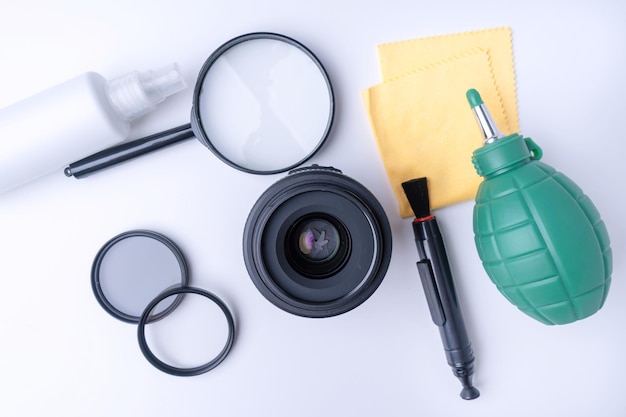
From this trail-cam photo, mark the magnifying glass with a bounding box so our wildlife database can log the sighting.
[65,32,335,177]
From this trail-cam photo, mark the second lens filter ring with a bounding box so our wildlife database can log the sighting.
[138,286,235,377]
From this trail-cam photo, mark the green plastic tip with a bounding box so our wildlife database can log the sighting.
[466,88,483,109]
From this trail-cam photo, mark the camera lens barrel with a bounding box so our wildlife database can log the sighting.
[243,165,392,318]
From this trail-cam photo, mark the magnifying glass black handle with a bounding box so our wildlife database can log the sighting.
[64,123,195,179]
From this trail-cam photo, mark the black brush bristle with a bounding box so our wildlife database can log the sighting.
[401,177,431,218]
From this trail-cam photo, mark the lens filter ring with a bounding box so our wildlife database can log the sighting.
[137,286,236,377]
[91,230,190,324]
[92,230,235,376]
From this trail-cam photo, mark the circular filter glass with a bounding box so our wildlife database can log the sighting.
[91,230,189,323]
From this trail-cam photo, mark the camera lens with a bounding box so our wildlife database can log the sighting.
[243,165,392,318]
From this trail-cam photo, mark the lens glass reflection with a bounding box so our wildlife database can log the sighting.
[297,218,340,262]
[286,214,350,279]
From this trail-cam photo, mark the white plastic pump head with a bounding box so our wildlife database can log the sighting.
[107,63,186,121]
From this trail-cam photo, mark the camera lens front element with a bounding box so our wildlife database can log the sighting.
[296,218,340,262]
[286,214,351,279]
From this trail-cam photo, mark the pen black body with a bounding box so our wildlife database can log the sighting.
[412,216,477,398]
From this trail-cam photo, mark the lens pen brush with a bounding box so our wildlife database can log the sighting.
[401,177,479,400]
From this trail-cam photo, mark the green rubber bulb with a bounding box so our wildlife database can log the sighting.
[467,89,612,325]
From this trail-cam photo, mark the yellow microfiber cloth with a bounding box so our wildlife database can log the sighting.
[362,27,519,217]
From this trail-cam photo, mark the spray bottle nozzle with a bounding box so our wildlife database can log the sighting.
[107,63,187,122]
[466,88,504,145]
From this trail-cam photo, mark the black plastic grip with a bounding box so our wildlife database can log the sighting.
[64,123,195,179]
[416,260,446,326]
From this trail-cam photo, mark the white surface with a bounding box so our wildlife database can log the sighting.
[0,0,625,416]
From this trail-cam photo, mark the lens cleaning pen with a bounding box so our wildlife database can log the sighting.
[402,177,479,400]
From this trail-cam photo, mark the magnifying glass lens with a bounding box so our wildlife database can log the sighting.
[196,36,333,173]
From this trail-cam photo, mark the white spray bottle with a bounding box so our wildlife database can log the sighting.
[0,63,186,194]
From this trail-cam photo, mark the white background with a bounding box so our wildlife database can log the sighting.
[1,0,625,416]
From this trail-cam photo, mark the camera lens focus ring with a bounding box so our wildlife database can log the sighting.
[243,166,392,318]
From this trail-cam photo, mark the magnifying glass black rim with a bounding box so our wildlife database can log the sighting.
[137,286,236,377]
[190,31,335,175]
[91,230,190,324]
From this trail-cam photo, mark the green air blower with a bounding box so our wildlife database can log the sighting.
[466,89,612,325]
